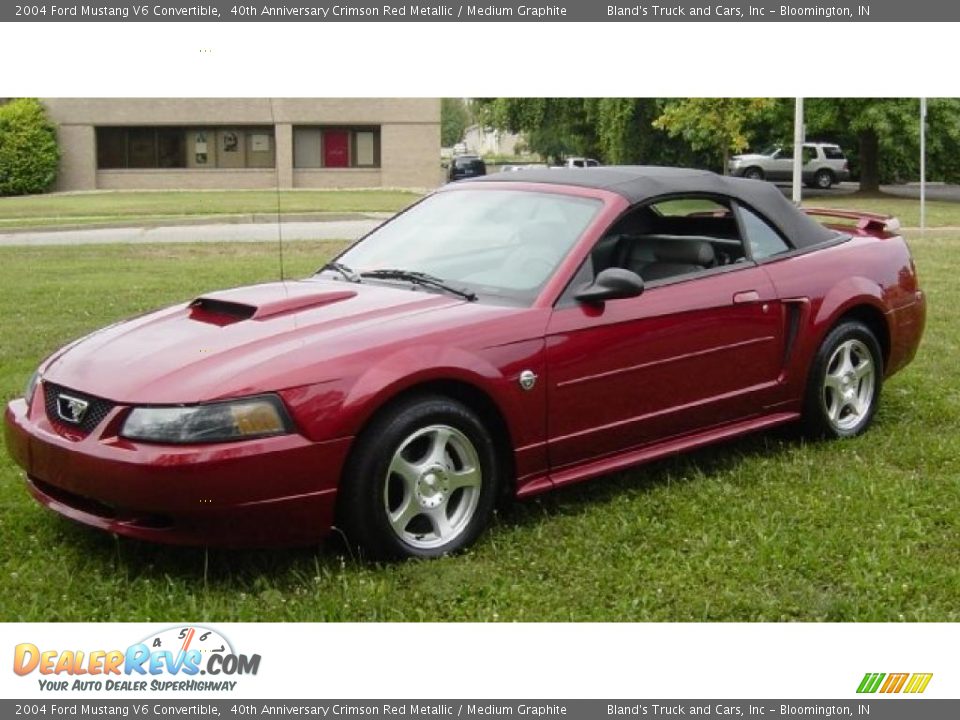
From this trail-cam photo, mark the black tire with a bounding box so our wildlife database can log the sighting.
[743,167,764,181]
[802,320,884,439]
[336,395,501,560]
[814,169,835,189]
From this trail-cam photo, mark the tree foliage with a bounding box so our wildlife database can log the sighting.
[473,97,960,190]
[747,98,960,191]
[652,98,774,172]
[440,98,471,147]
[473,98,714,168]
[0,98,60,196]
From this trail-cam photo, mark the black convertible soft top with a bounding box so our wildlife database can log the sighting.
[464,165,838,249]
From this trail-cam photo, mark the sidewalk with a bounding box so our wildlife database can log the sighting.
[0,217,384,247]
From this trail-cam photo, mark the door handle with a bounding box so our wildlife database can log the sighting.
[733,290,761,304]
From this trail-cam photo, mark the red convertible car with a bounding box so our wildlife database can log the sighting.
[4,167,926,559]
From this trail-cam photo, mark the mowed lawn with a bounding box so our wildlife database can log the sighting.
[0,227,957,622]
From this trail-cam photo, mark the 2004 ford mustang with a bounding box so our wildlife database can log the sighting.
[4,167,926,558]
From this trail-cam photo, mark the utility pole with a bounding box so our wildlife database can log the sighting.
[920,97,927,234]
[792,98,804,205]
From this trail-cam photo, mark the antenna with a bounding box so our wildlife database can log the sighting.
[268,97,286,281]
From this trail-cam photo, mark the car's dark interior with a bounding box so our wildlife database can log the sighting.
[588,198,748,284]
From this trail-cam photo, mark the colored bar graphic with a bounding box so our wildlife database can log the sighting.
[857,673,885,693]
[904,673,934,693]
[881,673,909,693]
[857,672,932,694]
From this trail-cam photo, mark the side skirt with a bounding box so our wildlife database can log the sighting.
[516,411,799,498]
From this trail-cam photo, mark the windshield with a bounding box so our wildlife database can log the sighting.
[328,189,603,303]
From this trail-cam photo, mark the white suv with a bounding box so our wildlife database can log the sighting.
[729,142,850,189]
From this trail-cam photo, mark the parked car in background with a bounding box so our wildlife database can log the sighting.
[728,142,850,189]
[447,155,487,182]
[4,166,925,559]
[564,157,601,168]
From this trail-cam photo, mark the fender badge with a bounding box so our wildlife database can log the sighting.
[518,370,538,391]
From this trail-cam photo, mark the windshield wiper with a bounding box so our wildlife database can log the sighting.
[318,261,361,283]
[360,269,477,301]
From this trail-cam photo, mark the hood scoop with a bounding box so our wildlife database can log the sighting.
[189,298,257,326]
[189,284,357,326]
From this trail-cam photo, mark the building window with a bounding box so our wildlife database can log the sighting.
[293,126,381,169]
[96,127,274,169]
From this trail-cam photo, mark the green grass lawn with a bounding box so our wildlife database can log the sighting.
[0,190,421,230]
[0,233,957,622]
[803,194,960,228]
[0,189,957,232]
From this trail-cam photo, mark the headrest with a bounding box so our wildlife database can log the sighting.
[653,240,715,266]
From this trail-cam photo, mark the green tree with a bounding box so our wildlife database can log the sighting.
[474,98,701,166]
[745,98,960,191]
[653,98,774,173]
[0,98,59,196]
[473,98,598,163]
[440,98,471,148]
[804,98,960,191]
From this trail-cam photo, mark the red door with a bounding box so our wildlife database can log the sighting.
[323,130,349,168]
[545,266,784,471]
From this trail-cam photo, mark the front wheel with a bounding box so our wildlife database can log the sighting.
[743,167,764,181]
[802,321,883,438]
[337,395,501,560]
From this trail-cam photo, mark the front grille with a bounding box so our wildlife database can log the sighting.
[43,382,115,436]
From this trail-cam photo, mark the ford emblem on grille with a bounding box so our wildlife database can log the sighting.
[57,394,90,424]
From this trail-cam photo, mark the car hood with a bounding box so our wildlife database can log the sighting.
[40,279,481,404]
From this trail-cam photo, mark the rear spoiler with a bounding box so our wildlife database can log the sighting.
[802,207,901,235]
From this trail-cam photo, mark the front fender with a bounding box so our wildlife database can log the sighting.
[281,340,547,451]
[344,344,509,429]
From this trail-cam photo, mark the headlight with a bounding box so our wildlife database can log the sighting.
[24,370,41,407]
[121,395,293,444]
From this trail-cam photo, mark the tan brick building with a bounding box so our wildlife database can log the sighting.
[42,99,441,191]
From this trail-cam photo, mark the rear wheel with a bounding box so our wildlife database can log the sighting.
[814,169,835,189]
[802,321,883,438]
[337,395,501,560]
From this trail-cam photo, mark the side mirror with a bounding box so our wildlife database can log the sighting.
[574,268,644,304]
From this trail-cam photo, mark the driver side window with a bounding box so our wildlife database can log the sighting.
[587,196,749,286]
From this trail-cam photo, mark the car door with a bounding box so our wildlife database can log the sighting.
[768,146,794,181]
[544,198,786,473]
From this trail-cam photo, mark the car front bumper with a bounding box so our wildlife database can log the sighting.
[3,396,352,547]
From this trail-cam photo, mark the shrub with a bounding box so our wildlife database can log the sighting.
[0,99,60,196]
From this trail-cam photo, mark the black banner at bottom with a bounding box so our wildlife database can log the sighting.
[3,700,955,719]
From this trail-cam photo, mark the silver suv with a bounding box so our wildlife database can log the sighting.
[728,142,850,189]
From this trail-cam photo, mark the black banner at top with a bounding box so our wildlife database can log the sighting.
[3,0,955,22]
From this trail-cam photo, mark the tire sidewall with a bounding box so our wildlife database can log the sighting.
[815,170,834,189]
[805,321,884,439]
[339,396,501,560]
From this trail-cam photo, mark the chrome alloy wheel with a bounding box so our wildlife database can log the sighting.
[382,424,482,550]
[823,338,875,432]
